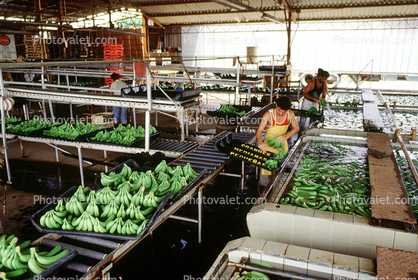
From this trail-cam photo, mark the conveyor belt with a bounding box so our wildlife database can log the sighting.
[362,89,376,103]
[363,102,384,130]
[171,131,256,172]
[149,139,198,154]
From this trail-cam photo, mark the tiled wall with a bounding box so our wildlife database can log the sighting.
[203,236,376,280]
[247,203,418,259]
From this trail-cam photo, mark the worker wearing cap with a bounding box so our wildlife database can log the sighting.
[299,68,329,133]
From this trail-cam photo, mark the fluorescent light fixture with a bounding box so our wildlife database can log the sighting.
[213,0,248,10]
[262,13,284,23]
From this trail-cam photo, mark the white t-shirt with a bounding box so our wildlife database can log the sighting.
[110,79,128,96]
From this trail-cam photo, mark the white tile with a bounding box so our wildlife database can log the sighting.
[276,204,297,214]
[312,235,332,251]
[274,212,295,231]
[352,225,374,245]
[331,240,351,255]
[393,231,417,252]
[292,233,312,248]
[264,202,278,212]
[332,221,353,241]
[284,258,308,275]
[354,216,370,225]
[312,219,333,238]
[242,237,266,250]
[309,248,334,266]
[257,210,276,227]
[308,263,333,280]
[223,237,247,252]
[293,215,313,235]
[247,224,258,237]
[262,254,284,270]
[334,213,353,223]
[264,240,287,255]
[350,242,372,258]
[333,253,359,271]
[295,207,315,216]
[228,250,248,263]
[314,210,334,220]
[249,252,262,262]
[249,203,265,213]
[371,228,395,248]
[257,227,276,242]
[275,230,293,244]
[286,244,310,260]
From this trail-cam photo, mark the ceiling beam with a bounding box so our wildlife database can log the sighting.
[137,1,213,7]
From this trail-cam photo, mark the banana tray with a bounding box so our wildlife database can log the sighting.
[31,185,171,241]
[85,128,161,147]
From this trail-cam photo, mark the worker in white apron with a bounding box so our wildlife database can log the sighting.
[257,96,300,189]
[299,68,329,132]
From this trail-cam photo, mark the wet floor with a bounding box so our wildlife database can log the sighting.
[1,158,260,279]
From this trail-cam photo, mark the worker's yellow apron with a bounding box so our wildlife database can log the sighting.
[261,111,291,176]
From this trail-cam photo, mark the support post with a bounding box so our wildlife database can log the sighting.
[235,56,240,105]
[77,146,85,187]
[145,60,152,151]
[198,187,202,244]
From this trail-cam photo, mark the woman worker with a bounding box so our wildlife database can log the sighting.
[299,68,329,133]
[257,96,299,188]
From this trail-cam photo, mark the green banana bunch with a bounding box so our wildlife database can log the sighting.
[72,185,88,202]
[149,179,159,193]
[238,271,270,280]
[100,200,119,219]
[28,247,70,275]
[182,163,199,182]
[120,219,140,235]
[116,204,127,219]
[40,209,66,229]
[61,218,74,230]
[119,164,132,180]
[168,166,184,177]
[130,172,146,191]
[117,181,132,191]
[115,188,133,207]
[93,218,108,233]
[126,203,147,220]
[132,187,146,206]
[128,171,141,184]
[105,217,125,234]
[85,199,100,217]
[100,172,123,188]
[71,211,95,231]
[217,104,246,116]
[179,177,188,188]
[265,136,285,150]
[55,199,65,212]
[168,173,182,183]
[157,171,170,183]
[142,192,158,208]
[135,220,148,235]
[0,268,27,279]
[169,180,183,199]
[156,179,171,196]
[154,160,170,174]
[86,190,96,203]
[64,197,85,216]
[263,159,278,170]
[96,187,117,204]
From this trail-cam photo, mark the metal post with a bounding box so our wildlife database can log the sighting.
[41,66,45,89]
[235,56,240,105]
[69,102,74,123]
[74,66,77,83]
[133,108,137,129]
[0,70,11,184]
[198,187,202,244]
[145,60,152,151]
[77,146,85,187]
[178,108,185,141]
[247,87,250,106]
[66,75,70,91]
[42,99,47,121]
[185,109,189,137]
[104,150,108,173]
[155,111,158,127]
[55,147,59,162]
[48,99,55,123]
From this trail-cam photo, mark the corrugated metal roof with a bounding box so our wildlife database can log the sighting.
[126,0,418,26]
